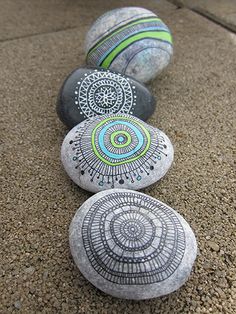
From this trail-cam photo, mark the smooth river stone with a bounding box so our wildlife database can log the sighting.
[57,67,156,129]
[69,189,197,300]
[61,114,174,192]
[85,7,173,83]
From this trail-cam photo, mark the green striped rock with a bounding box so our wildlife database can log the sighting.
[85,7,173,83]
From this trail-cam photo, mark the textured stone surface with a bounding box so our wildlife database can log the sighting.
[61,114,174,192]
[57,67,156,128]
[1,0,236,312]
[70,189,197,299]
[170,0,236,32]
[85,7,173,83]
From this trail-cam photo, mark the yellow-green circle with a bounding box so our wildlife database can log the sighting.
[110,131,132,148]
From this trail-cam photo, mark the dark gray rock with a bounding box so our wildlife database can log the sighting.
[69,189,197,300]
[61,113,173,192]
[57,67,156,129]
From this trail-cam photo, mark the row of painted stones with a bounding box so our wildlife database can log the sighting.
[57,7,197,300]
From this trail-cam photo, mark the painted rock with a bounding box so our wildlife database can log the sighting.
[85,7,173,83]
[69,189,197,299]
[57,67,156,129]
[61,114,174,192]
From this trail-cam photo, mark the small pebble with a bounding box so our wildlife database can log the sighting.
[14,300,21,310]
[24,266,35,275]
[207,241,220,252]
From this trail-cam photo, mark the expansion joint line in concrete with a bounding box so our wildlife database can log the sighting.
[0,26,80,43]
[168,1,236,33]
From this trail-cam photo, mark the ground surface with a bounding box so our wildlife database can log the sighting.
[0,0,236,313]
[170,0,236,32]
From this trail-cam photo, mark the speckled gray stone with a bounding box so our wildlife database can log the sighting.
[57,67,156,129]
[85,7,173,83]
[61,114,174,192]
[69,189,197,300]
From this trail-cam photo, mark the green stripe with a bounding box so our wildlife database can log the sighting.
[110,131,132,148]
[87,17,161,57]
[101,31,172,68]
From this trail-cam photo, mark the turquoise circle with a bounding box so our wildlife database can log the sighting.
[118,136,125,143]
[98,120,144,160]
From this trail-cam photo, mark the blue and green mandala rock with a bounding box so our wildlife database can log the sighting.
[61,114,174,192]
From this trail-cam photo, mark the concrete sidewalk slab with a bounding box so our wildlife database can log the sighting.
[1,2,236,314]
[171,0,236,32]
[0,0,176,41]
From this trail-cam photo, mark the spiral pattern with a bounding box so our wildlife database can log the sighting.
[82,191,186,285]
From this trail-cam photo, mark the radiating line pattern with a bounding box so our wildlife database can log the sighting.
[69,114,169,187]
[75,69,136,119]
[82,191,186,285]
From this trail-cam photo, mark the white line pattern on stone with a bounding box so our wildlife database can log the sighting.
[75,70,136,118]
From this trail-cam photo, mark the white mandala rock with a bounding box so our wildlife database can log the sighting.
[69,189,197,299]
[57,67,155,129]
[61,114,174,192]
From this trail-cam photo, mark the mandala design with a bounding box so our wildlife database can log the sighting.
[82,191,186,285]
[75,70,136,118]
[69,114,169,187]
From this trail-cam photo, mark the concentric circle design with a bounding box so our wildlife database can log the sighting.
[82,191,186,285]
[91,117,151,166]
[110,210,155,251]
[110,130,132,148]
[69,114,170,188]
[75,70,135,118]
